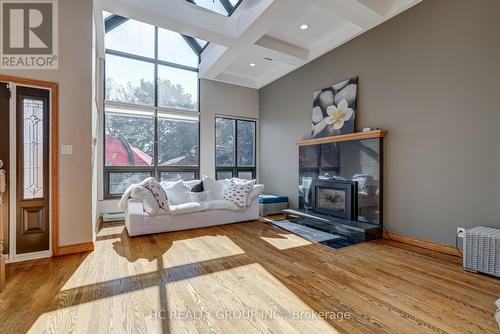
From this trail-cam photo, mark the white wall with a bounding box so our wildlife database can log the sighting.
[98,78,259,214]
[0,0,93,246]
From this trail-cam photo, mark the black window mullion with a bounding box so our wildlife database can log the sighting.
[219,0,233,15]
[104,20,201,197]
[154,26,159,181]
[235,119,239,169]
[215,117,256,180]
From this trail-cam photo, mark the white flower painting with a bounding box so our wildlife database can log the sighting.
[311,77,358,138]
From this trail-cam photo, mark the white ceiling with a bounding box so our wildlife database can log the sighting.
[95,0,422,89]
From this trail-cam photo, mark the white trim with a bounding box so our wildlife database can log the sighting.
[215,113,257,122]
[6,250,52,263]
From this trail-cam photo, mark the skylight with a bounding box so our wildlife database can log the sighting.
[187,0,243,16]
[104,14,204,56]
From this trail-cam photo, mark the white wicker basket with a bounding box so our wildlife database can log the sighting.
[259,202,289,216]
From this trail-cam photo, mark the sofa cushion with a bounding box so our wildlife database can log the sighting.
[163,181,190,205]
[162,199,240,216]
[187,190,210,203]
[145,180,169,209]
[224,180,253,207]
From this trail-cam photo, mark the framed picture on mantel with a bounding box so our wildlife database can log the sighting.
[311,77,358,138]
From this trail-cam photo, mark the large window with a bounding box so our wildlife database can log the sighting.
[215,117,256,180]
[104,14,201,197]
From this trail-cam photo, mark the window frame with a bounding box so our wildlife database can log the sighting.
[103,21,201,199]
[215,116,257,180]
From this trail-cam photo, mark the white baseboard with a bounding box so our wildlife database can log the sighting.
[6,250,52,263]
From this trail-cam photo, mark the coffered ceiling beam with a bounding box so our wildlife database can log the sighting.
[215,72,258,89]
[255,35,309,64]
[312,0,386,29]
[199,0,309,80]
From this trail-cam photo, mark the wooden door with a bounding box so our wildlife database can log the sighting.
[0,83,9,255]
[16,86,50,254]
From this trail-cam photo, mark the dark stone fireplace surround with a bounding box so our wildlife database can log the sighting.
[282,133,385,248]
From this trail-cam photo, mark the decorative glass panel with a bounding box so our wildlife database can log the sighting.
[237,120,256,167]
[216,118,235,166]
[237,171,253,180]
[160,171,196,182]
[22,98,44,200]
[158,65,198,111]
[216,171,233,180]
[105,18,155,58]
[105,107,154,166]
[157,113,199,166]
[108,171,152,195]
[105,54,155,106]
[158,28,199,68]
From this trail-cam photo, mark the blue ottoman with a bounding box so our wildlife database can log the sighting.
[259,195,289,216]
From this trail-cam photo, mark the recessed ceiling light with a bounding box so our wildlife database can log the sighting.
[249,63,256,67]
[300,24,309,30]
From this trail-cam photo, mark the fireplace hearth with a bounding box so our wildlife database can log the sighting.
[311,179,357,221]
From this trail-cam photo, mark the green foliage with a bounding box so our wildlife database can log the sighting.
[105,77,198,166]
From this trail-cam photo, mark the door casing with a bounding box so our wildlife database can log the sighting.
[0,75,59,259]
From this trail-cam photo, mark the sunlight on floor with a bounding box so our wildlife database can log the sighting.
[28,286,163,333]
[161,235,245,269]
[60,248,160,291]
[260,233,312,250]
[166,263,339,333]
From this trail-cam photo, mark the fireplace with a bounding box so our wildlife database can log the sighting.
[311,180,357,220]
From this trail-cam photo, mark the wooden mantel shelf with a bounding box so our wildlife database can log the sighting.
[296,129,387,146]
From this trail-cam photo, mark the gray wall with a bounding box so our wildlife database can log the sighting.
[200,79,259,179]
[259,0,500,246]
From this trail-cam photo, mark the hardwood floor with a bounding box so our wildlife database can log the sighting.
[0,220,499,333]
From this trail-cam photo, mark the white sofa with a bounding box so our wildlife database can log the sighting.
[123,179,263,237]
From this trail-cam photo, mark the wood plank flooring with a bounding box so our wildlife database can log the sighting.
[0,220,499,333]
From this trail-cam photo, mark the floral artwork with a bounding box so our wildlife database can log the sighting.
[311,77,357,138]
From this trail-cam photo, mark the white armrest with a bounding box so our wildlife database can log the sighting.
[247,184,265,206]
[125,199,145,236]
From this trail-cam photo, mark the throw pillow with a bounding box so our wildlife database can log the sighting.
[230,178,256,187]
[224,180,253,207]
[189,181,204,193]
[163,181,190,205]
[202,176,227,200]
[145,180,169,209]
